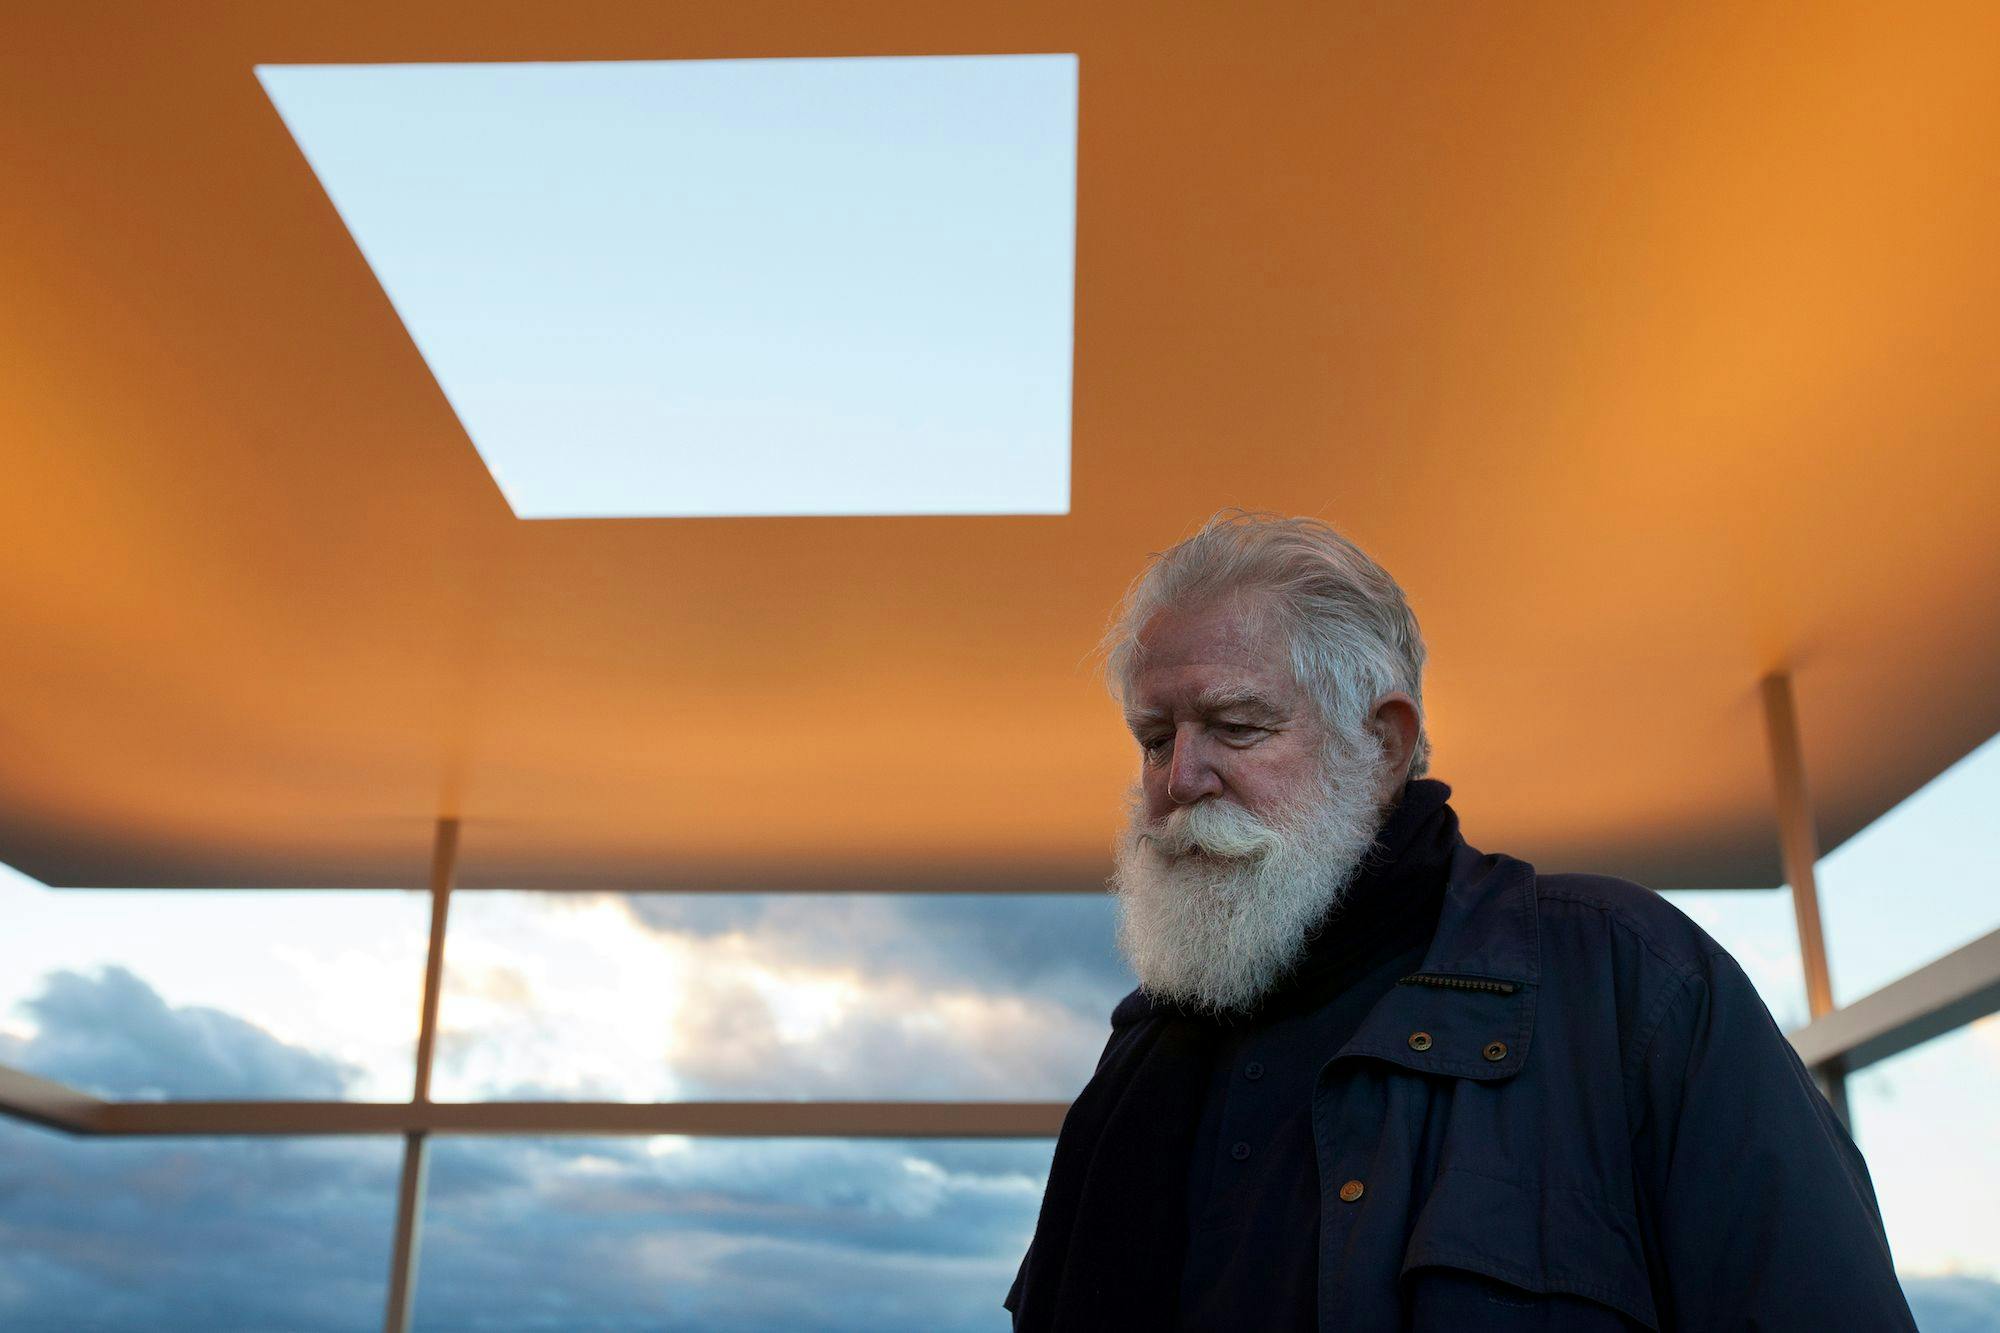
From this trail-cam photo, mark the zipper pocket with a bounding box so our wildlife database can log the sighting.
[1398,972,1519,995]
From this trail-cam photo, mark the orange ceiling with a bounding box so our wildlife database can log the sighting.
[2,1,1996,892]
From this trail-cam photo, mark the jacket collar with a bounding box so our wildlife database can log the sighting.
[1108,831,1544,1083]
[1329,838,1541,1081]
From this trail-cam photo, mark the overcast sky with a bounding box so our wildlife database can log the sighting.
[1,732,1996,1329]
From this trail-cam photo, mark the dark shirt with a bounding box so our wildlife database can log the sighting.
[1176,788,1453,1330]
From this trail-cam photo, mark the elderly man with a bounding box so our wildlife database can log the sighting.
[1006,513,1915,1331]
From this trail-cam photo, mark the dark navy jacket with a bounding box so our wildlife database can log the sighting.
[1014,837,1918,1331]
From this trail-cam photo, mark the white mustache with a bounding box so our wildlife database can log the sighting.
[1113,743,1388,1016]
[1140,800,1286,861]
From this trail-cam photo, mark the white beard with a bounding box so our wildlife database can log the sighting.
[1111,744,1389,1017]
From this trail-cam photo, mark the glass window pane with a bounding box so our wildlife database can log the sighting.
[1847,1019,2000,1328]
[0,1118,402,1331]
[0,861,428,1100]
[433,893,1130,1101]
[415,1135,1051,1331]
[1819,730,2000,1006]
[1657,888,1809,1031]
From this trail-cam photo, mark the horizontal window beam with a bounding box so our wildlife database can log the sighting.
[0,1062,104,1133]
[0,1088,1068,1139]
[1788,925,2000,1074]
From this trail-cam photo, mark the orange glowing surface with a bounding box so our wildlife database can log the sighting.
[2,3,1996,891]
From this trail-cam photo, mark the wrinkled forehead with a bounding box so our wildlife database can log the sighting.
[1125,594,1305,713]
[1135,591,1274,660]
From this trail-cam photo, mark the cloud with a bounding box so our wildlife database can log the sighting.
[429,892,1133,1102]
[615,893,1134,1098]
[4,965,1994,1333]
[1902,1276,2000,1333]
[412,1135,1047,1331]
[0,962,1052,1329]
[0,1118,1029,1331]
[619,893,1135,1012]
[0,1128,1041,1332]
[0,1118,403,1333]
[0,960,1051,1332]
[661,965,1108,1100]
[8,965,360,1099]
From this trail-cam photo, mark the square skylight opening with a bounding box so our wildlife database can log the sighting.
[257,56,1077,518]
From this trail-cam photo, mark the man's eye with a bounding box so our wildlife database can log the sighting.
[1215,724,1265,742]
[1138,735,1172,760]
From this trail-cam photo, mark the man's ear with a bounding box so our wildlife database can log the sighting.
[1367,692,1422,802]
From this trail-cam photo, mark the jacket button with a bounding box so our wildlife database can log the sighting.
[1407,1031,1432,1051]
[1244,1061,1264,1081]
[1230,1141,1252,1161]
[1338,1179,1365,1203]
[1483,1041,1508,1061]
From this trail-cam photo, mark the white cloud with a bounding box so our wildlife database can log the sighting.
[430,891,1123,1103]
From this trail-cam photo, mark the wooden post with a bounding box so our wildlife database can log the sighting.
[411,819,458,1105]
[383,1132,430,1332]
[385,817,458,1333]
[1759,674,1848,1124]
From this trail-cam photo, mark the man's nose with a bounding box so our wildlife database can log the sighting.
[1166,730,1224,805]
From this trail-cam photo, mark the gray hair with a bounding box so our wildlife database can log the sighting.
[1103,511,1431,779]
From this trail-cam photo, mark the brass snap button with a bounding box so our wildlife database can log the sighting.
[1407,1031,1432,1051]
[1338,1179,1365,1203]
[1483,1041,1508,1062]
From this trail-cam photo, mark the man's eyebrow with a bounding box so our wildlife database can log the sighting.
[1193,688,1284,718]
[1124,689,1286,731]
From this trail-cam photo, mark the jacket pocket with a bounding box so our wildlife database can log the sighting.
[1400,1167,1659,1331]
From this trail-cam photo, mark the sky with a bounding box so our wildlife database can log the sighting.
[1,731,1997,1329]
[255,57,1077,519]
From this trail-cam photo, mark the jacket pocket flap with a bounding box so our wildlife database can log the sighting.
[1401,1167,1659,1330]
